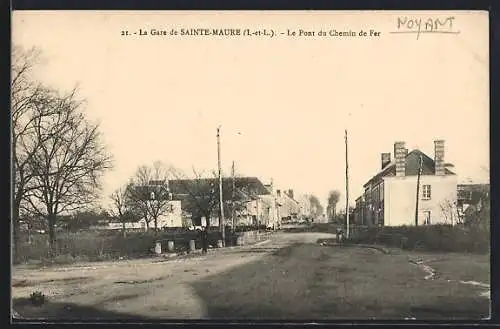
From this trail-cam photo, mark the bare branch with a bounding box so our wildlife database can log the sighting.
[22,88,113,231]
[126,162,173,230]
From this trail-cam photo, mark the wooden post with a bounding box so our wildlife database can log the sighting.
[217,126,226,246]
[345,130,350,238]
[231,161,236,232]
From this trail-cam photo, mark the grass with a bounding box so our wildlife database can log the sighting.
[408,252,490,284]
[16,230,233,266]
[190,243,490,320]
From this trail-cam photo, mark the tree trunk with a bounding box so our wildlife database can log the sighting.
[122,222,126,237]
[205,213,211,229]
[12,209,21,264]
[48,214,57,257]
[154,218,158,231]
[333,206,336,221]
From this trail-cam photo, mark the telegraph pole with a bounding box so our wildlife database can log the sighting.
[345,129,350,239]
[231,160,236,232]
[415,155,423,226]
[217,126,225,246]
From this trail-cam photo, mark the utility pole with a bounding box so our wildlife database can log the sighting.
[415,155,423,226]
[217,126,225,246]
[345,129,350,239]
[231,160,236,233]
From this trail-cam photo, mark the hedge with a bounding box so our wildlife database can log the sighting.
[350,224,490,254]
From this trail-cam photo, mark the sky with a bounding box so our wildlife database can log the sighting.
[12,11,490,210]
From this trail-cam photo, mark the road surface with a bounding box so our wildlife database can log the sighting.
[12,231,489,320]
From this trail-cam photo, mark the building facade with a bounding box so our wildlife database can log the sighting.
[103,200,183,230]
[275,189,300,221]
[355,140,458,226]
[456,183,490,220]
[168,176,274,228]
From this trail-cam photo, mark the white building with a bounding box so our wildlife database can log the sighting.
[355,140,458,226]
[105,200,183,230]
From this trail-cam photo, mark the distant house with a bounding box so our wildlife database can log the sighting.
[456,183,490,218]
[353,196,364,225]
[354,140,458,226]
[275,189,300,221]
[100,200,183,230]
[261,184,300,228]
[167,176,273,227]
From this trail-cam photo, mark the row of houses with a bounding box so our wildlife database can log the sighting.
[352,140,489,227]
[102,177,302,231]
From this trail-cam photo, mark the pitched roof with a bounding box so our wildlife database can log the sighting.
[363,149,455,187]
[168,176,271,197]
[281,192,299,204]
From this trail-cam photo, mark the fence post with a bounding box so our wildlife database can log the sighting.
[154,241,162,255]
[188,240,196,253]
[167,240,174,252]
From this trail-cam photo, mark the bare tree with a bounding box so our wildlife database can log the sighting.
[169,167,219,228]
[22,89,113,251]
[11,46,46,262]
[439,198,460,225]
[11,46,80,260]
[169,167,257,230]
[127,162,173,231]
[109,186,141,236]
[308,194,324,219]
[327,190,341,220]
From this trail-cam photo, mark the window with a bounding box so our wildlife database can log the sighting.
[422,185,431,200]
[423,210,431,225]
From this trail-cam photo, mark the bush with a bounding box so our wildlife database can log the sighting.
[29,291,46,307]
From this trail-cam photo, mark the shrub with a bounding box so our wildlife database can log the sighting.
[29,291,46,307]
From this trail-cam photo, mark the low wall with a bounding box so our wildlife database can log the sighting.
[233,230,272,246]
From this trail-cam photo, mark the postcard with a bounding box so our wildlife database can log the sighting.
[11,10,490,321]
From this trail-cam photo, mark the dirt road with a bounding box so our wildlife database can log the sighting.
[12,232,490,320]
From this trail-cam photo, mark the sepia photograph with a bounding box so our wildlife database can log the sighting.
[11,10,490,321]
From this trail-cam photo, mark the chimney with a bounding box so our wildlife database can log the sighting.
[288,189,294,199]
[434,140,445,175]
[394,141,406,177]
[381,153,391,169]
